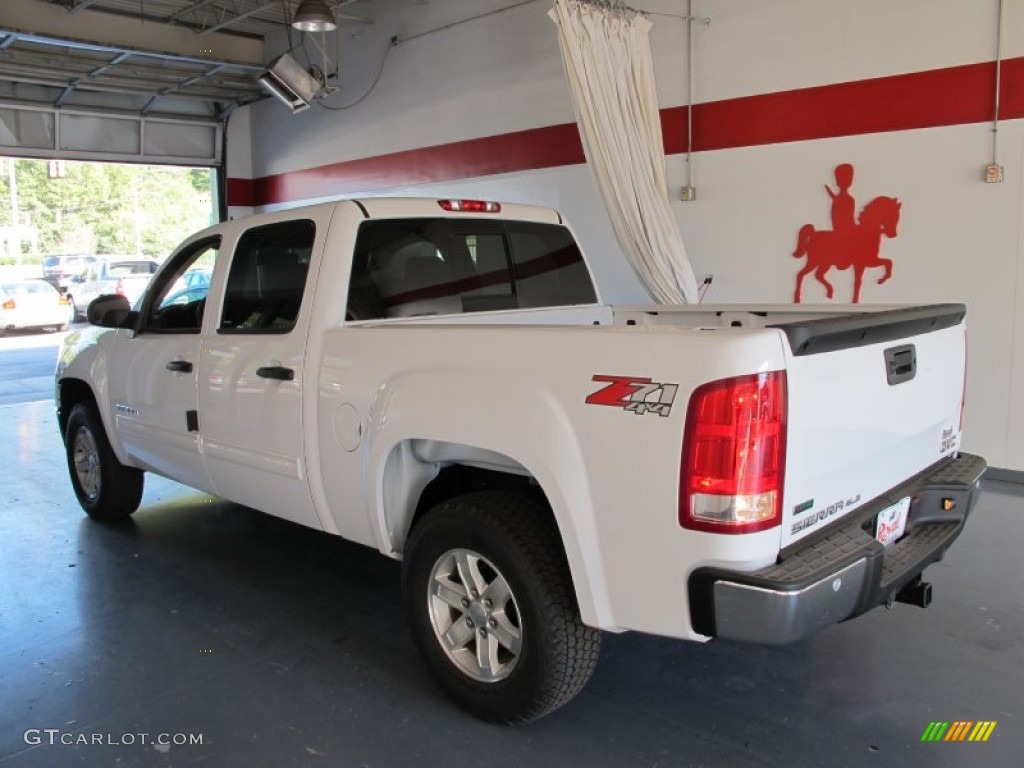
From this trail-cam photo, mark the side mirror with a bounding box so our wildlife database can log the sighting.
[87,294,134,328]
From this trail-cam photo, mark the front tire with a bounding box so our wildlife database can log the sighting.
[65,401,144,521]
[404,490,601,723]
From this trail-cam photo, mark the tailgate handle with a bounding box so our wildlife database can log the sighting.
[885,344,916,385]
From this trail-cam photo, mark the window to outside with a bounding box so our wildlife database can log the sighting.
[141,238,220,334]
[0,157,216,267]
[219,220,315,334]
[347,219,597,321]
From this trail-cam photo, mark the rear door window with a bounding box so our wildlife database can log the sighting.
[347,219,596,320]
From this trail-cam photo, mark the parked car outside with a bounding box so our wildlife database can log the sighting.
[172,268,212,294]
[41,254,96,293]
[0,279,73,334]
[69,258,159,319]
[160,285,208,309]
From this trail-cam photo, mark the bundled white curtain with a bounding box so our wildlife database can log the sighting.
[549,0,698,304]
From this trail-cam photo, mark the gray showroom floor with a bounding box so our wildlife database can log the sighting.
[0,399,1021,768]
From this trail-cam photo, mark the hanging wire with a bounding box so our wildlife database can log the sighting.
[283,0,299,54]
[685,0,693,189]
[301,35,316,70]
[697,275,712,303]
[317,39,396,111]
[992,0,1004,165]
[321,29,330,89]
[300,28,337,88]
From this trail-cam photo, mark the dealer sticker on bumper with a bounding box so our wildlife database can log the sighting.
[875,496,911,547]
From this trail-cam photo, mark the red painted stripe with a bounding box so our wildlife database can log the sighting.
[228,57,1024,208]
[666,58,1023,152]
[249,123,584,208]
[226,177,257,207]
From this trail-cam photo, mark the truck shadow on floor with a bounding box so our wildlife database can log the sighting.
[59,492,1013,768]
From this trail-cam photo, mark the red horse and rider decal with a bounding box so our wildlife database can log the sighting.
[793,164,901,303]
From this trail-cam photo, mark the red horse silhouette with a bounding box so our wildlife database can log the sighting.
[793,192,902,304]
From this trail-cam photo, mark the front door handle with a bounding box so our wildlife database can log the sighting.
[256,366,294,381]
[165,360,193,373]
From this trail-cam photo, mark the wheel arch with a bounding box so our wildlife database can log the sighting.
[57,377,97,440]
[56,329,133,466]
[63,384,144,520]
[375,437,612,629]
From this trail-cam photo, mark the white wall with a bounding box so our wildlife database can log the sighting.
[225,107,254,219]
[230,0,1024,468]
[248,0,576,175]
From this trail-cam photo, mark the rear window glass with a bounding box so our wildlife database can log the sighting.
[347,218,596,320]
[43,255,90,272]
[110,261,156,276]
[2,281,52,295]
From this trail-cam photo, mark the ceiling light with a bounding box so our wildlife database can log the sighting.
[292,0,337,32]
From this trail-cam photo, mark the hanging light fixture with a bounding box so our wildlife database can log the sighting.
[292,0,337,32]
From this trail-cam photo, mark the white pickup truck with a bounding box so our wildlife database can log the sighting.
[56,197,985,723]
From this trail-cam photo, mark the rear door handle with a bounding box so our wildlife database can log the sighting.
[256,366,294,381]
[165,360,193,373]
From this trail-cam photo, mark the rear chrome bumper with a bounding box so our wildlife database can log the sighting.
[688,452,987,645]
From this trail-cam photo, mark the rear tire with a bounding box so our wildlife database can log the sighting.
[403,490,600,724]
[65,401,143,521]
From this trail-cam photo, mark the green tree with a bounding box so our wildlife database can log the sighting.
[0,158,214,261]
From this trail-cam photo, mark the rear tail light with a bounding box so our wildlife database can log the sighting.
[2,298,15,310]
[680,371,787,533]
[438,199,501,213]
[114,278,126,297]
[58,294,72,306]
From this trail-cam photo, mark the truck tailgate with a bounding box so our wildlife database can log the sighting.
[776,304,967,548]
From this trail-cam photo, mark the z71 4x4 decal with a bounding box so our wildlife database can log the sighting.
[585,375,678,417]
